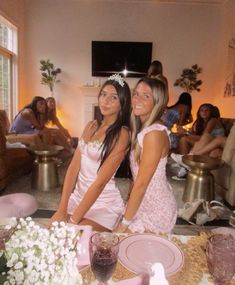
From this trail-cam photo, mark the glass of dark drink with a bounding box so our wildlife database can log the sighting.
[89,232,119,285]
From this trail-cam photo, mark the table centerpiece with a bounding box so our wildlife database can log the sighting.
[0,217,83,285]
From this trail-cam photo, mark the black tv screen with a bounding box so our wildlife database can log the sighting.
[92,41,152,78]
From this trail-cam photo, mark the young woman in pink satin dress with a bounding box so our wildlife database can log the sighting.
[115,77,177,234]
[50,75,131,231]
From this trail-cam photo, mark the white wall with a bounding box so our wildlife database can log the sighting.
[1,0,235,136]
[213,0,235,118]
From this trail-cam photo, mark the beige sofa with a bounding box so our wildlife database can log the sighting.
[213,120,235,206]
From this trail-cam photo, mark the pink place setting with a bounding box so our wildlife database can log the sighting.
[63,227,185,284]
[118,233,184,277]
[66,224,93,271]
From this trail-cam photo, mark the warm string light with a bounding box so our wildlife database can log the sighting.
[45,108,66,129]
[45,121,54,128]
[171,124,178,133]
[183,123,193,132]
[171,123,193,134]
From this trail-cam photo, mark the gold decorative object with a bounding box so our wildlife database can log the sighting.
[182,155,224,203]
[28,145,63,191]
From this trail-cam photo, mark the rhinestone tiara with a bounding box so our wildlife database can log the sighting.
[108,74,125,87]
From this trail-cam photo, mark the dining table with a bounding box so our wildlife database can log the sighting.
[79,228,235,285]
[28,218,235,285]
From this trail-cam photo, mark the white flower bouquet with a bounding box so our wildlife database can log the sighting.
[0,217,83,285]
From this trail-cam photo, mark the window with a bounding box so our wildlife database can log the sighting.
[0,14,17,120]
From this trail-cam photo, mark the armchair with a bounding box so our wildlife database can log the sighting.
[0,110,34,191]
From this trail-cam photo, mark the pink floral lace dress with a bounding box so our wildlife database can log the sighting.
[128,123,177,234]
[67,139,124,230]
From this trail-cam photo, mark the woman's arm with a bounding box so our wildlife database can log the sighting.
[193,136,226,156]
[117,130,168,232]
[203,118,218,134]
[53,116,72,139]
[70,128,130,223]
[49,146,81,223]
[21,109,44,130]
[178,106,189,126]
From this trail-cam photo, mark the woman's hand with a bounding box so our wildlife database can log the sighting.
[113,223,129,233]
[49,209,67,226]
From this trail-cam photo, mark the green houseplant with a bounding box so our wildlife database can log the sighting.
[174,64,203,93]
[40,59,61,96]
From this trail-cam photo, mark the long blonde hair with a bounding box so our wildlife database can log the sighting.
[131,77,169,163]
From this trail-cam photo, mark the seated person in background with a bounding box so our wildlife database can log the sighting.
[190,135,226,158]
[46,97,72,141]
[176,104,224,155]
[147,60,169,91]
[0,109,40,148]
[171,104,225,179]
[9,96,46,145]
[161,92,193,148]
[49,75,131,231]
[10,96,72,152]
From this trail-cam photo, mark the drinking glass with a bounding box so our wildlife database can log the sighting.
[89,232,119,285]
[206,234,235,285]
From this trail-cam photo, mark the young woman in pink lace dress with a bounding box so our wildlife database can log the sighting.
[50,75,131,231]
[115,77,177,234]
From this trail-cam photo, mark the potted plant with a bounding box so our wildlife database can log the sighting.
[174,64,203,93]
[40,59,61,96]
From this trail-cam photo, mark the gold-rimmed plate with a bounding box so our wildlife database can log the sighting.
[118,233,184,276]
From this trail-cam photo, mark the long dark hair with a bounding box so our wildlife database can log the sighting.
[15,96,46,122]
[96,79,131,168]
[193,103,215,135]
[45,97,57,123]
[147,60,163,76]
[168,92,192,122]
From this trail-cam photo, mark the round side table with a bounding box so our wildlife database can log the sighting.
[182,155,224,203]
[28,145,64,191]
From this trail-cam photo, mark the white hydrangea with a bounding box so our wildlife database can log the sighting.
[1,218,83,285]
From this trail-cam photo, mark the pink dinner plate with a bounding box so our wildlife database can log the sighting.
[118,234,184,276]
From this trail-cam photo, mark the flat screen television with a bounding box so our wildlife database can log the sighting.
[92,41,152,78]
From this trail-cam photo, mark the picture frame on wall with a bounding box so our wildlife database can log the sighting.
[224,38,235,97]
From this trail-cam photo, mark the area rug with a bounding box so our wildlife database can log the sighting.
[1,156,231,229]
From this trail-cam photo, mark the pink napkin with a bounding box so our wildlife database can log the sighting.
[76,225,93,268]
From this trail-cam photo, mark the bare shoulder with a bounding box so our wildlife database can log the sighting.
[209,117,218,122]
[208,117,218,126]
[115,127,130,148]
[21,108,34,118]
[143,126,168,146]
[145,128,166,139]
[86,120,97,129]
[82,120,97,137]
